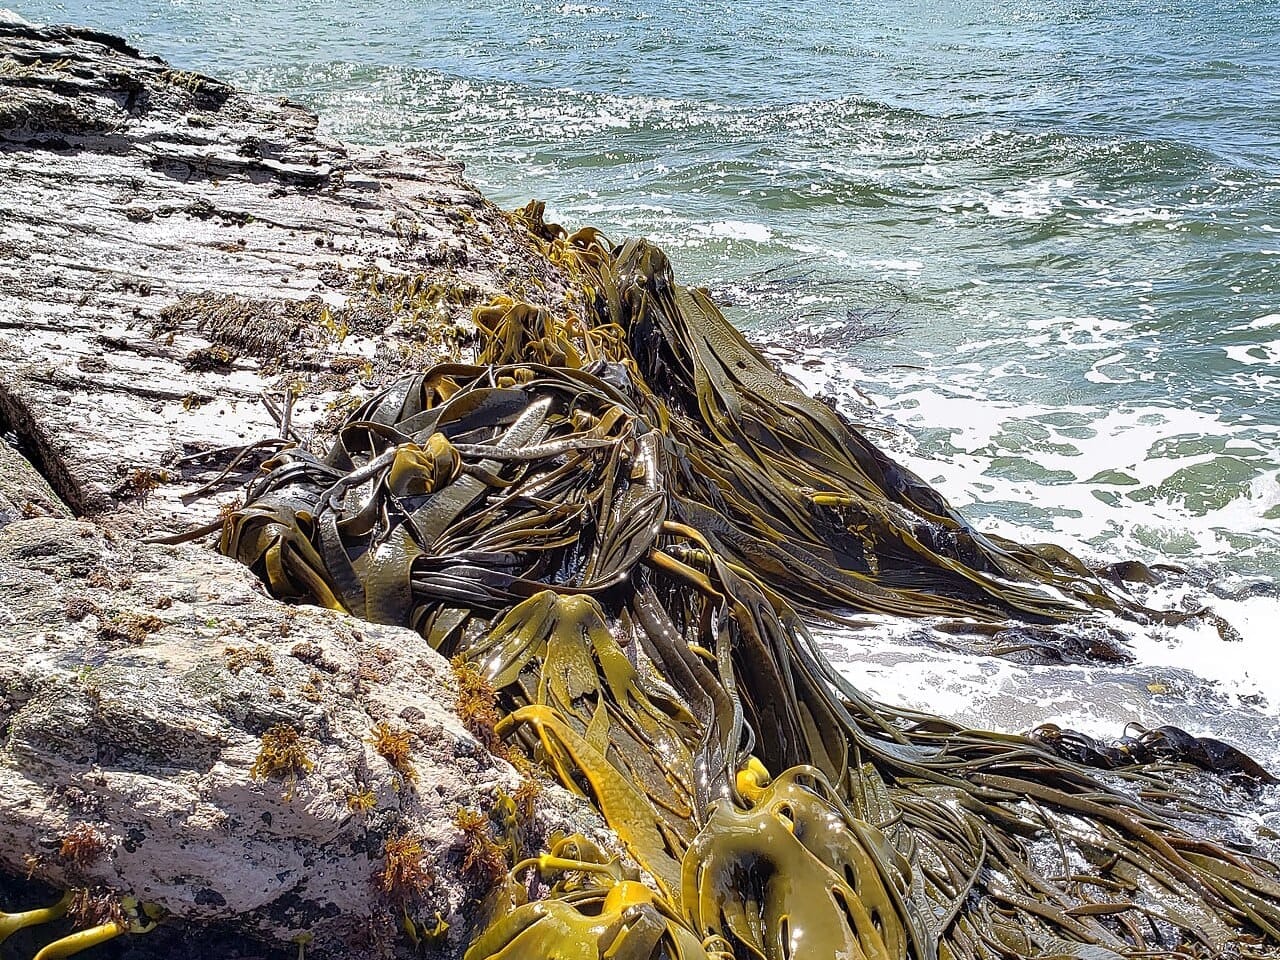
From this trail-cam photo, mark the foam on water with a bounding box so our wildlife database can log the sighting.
[771,339,1280,773]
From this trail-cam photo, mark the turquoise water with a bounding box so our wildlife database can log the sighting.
[17,0,1280,581]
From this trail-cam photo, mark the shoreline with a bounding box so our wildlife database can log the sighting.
[0,19,606,959]
[3,17,1279,960]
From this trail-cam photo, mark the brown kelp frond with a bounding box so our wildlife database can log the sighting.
[1032,721,1280,785]
[216,202,1280,959]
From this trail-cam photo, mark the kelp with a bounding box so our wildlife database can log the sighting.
[218,202,1280,959]
[0,894,161,960]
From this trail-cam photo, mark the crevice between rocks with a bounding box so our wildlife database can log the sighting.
[0,384,87,517]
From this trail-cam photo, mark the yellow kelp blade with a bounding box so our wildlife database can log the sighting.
[465,837,710,960]
[682,794,891,960]
[498,704,684,901]
[0,892,71,945]
[471,591,698,828]
[464,887,711,960]
[29,897,159,960]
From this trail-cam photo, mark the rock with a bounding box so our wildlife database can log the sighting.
[0,20,605,960]
[0,434,72,527]
[0,19,576,539]
[0,517,604,957]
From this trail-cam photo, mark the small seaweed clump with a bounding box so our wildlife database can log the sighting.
[249,723,313,796]
[59,824,107,868]
[378,831,433,903]
[369,721,418,787]
[449,656,503,755]
[452,808,507,884]
[96,611,163,646]
[67,887,125,928]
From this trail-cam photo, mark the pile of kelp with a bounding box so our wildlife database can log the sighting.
[223,203,1280,959]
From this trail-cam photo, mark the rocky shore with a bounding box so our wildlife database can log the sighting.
[7,15,1280,960]
[0,18,602,959]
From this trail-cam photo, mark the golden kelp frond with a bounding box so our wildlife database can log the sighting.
[217,204,1280,959]
[465,833,717,960]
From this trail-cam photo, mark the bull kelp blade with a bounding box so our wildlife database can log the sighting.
[213,200,1280,960]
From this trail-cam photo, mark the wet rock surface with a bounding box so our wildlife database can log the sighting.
[0,17,600,960]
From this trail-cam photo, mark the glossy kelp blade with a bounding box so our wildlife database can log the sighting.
[217,202,1280,960]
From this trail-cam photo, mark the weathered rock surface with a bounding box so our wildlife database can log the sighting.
[0,517,603,957]
[0,17,601,960]
[0,17,574,537]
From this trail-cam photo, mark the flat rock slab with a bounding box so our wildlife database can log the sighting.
[0,19,574,537]
[0,19,604,960]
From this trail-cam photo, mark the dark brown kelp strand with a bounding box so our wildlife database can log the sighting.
[221,202,1280,959]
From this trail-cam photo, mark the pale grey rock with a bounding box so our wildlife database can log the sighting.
[0,517,605,957]
[0,20,575,539]
[0,20,605,960]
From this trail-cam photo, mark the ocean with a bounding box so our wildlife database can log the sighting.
[15,0,1280,764]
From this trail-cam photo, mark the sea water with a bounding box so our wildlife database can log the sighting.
[15,0,1280,765]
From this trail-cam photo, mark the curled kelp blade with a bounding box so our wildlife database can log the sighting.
[465,835,715,960]
[216,202,1280,959]
[223,363,668,629]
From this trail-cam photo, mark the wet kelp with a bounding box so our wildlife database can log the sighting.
[222,204,1280,959]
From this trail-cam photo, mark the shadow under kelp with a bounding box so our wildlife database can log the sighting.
[218,203,1280,959]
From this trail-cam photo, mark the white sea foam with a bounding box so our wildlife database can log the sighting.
[1225,341,1280,366]
[657,220,774,246]
[769,339,1280,760]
